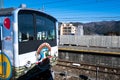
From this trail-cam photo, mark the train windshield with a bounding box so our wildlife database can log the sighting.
[18,10,57,54]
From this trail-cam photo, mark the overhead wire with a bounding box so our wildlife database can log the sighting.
[45,1,120,13]
[41,0,72,5]
[14,0,120,22]
[45,0,120,22]
[43,0,120,15]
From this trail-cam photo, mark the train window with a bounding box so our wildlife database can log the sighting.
[18,13,34,42]
[36,15,55,40]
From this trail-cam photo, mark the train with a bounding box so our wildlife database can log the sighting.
[0,5,58,80]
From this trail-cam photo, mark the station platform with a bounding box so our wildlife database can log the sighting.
[59,45,120,55]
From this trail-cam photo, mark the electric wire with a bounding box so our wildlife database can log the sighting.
[4,0,120,22]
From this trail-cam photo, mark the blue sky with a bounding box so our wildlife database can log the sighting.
[4,0,120,23]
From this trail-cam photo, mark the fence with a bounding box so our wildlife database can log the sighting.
[59,35,120,48]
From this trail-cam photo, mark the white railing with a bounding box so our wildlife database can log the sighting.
[59,35,120,48]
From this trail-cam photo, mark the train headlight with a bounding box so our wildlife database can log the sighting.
[25,61,31,68]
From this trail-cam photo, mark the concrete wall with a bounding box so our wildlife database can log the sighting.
[59,35,120,48]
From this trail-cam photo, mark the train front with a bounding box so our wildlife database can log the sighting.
[0,6,58,80]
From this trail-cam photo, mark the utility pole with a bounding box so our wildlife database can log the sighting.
[41,5,44,11]
[0,0,4,8]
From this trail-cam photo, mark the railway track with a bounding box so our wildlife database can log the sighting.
[52,59,120,80]
[56,59,120,75]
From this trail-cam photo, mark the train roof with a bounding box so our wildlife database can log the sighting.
[0,8,15,16]
[0,7,57,21]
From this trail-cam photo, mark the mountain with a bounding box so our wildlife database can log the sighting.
[83,21,120,35]
[60,21,120,36]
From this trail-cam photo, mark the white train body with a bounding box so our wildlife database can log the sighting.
[0,7,58,79]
